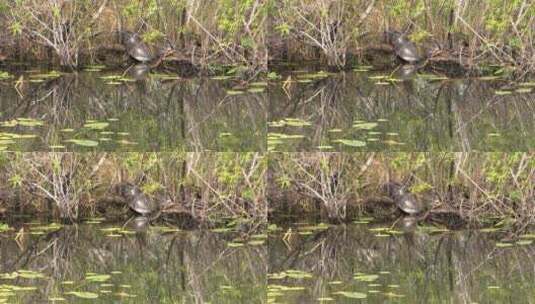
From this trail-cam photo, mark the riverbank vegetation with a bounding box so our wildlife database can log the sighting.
[269,0,535,73]
[0,152,266,226]
[0,152,532,229]
[269,152,534,228]
[1,1,533,73]
[1,0,267,71]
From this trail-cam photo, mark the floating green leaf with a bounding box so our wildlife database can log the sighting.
[333,291,367,299]
[85,274,111,282]
[17,270,45,279]
[66,139,99,147]
[84,122,109,130]
[353,122,378,130]
[66,291,99,299]
[334,139,366,147]
[354,274,379,282]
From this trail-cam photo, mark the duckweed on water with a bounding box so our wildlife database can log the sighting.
[317,297,335,301]
[29,71,62,79]
[1,118,44,127]
[353,122,379,130]
[85,274,111,282]
[333,291,367,299]
[227,242,245,248]
[226,90,244,95]
[66,291,99,299]
[270,118,312,128]
[268,133,305,140]
[328,128,342,133]
[268,284,306,292]
[1,270,45,280]
[354,274,380,282]
[30,223,63,233]
[65,139,99,147]
[84,121,110,130]
[247,87,265,93]
[269,270,313,280]
[333,139,366,147]
[318,145,334,150]
[368,75,388,80]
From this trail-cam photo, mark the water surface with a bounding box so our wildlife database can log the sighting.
[269,222,535,303]
[0,67,266,152]
[0,220,266,303]
[0,66,533,152]
[269,69,534,151]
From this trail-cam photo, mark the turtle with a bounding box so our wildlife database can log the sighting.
[116,183,159,216]
[119,31,174,65]
[385,30,422,64]
[383,182,424,215]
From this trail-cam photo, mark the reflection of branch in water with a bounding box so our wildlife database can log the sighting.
[183,231,266,303]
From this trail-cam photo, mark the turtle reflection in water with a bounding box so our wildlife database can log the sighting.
[383,181,425,215]
[127,216,150,232]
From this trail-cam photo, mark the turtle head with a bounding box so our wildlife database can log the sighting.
[119,31,136,45]
[384,30,399,43]
[116,182,141,199]
[384,30,406,46]
[383,181,410,199]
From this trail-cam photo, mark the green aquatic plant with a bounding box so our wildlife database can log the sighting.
[0,223,10,232]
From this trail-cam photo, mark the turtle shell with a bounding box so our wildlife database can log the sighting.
[385,31,421,63]
[116,183,159,215]
[128,193,158,215]
[395,193,424,215]
[121,31,154,62]
[395,42,420,63]
[383,182,424,214]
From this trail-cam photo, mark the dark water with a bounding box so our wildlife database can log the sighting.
[0,66,267,152]
[2,220,534,303]
[269,69,534,152]
[0,66,533,152]
[1,64,533,303]
[269,222,535,304]
[0,220,266,303]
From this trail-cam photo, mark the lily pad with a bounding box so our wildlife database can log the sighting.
[66,291,99,299]
[353,122,378,130]
[66,139,99,147]
[334,291,367,299]
[335,139,366,147]
[85,274,111,282]
[84,122,109,130]
[354,274,379,282]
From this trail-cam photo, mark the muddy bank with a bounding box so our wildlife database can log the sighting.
[268,153,534,229]
[0,153,533,229]
[0,153,267,227]
[269,43,476,77]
